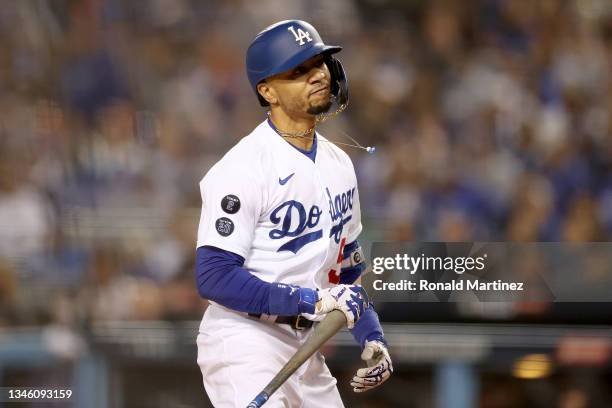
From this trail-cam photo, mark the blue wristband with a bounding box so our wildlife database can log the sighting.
[297,288,318,314]
[268,284,319,316]
[349,305,386,349]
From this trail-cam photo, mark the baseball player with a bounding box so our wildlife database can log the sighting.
[195,20,392,407]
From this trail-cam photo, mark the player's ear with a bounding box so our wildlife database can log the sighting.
[257,82,278,106]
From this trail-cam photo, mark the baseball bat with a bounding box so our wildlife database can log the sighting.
[246,310,347,408]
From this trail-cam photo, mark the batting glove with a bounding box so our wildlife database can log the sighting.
[351,339,393,392]
[315,285,369,329]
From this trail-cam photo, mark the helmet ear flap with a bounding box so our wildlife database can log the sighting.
[325,55,349,106]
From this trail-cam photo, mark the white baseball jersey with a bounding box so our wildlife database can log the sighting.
[197,119,362,291]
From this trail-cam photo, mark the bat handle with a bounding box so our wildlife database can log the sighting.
[246,392,269,408]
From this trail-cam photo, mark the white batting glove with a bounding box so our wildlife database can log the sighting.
[350,340,393,393]
[315,285,369,329]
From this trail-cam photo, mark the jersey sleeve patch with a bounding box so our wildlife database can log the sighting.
[215,217,235,236]
[221,194,241,214]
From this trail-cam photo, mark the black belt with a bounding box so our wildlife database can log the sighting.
[248,313,314,330]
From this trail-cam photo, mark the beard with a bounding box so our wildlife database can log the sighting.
[307,98,333,115]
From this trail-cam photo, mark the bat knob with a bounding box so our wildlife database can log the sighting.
[246,392,269,408]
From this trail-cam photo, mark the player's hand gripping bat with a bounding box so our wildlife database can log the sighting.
[245,310,347,408]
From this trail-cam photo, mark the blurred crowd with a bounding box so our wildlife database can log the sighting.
[0,0,611,330]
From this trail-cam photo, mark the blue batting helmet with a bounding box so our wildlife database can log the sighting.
[246,20,349,107]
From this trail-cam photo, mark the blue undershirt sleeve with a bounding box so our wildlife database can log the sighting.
[195,246,317,316]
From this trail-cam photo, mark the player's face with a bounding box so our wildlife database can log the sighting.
[264,55,332,117]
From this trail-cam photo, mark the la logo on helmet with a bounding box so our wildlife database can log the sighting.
[287,26,312,46]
